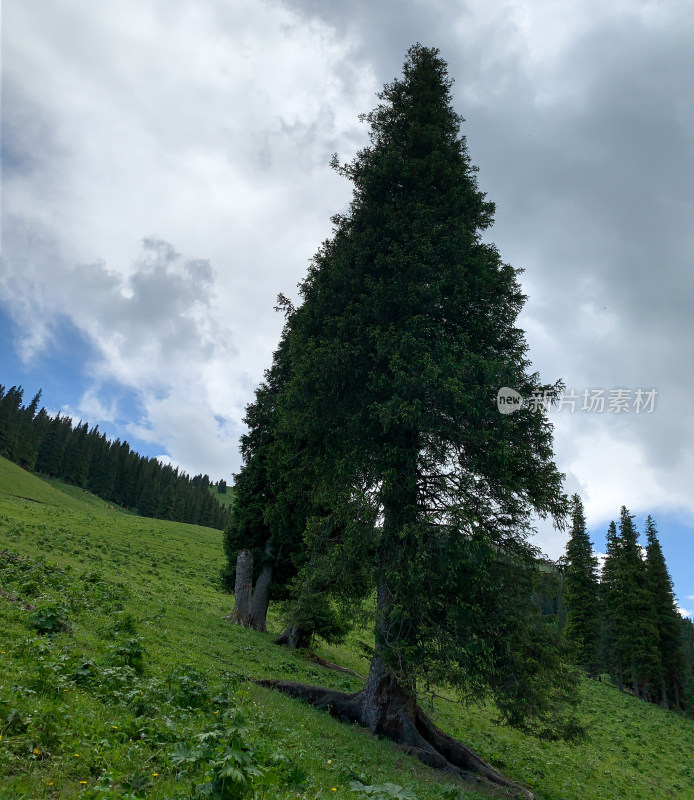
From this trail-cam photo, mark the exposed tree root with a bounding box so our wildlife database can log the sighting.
[256,667,533,799]
[306,652,365,680]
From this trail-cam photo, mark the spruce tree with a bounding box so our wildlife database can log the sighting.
[563,494,600,675]
[681,616,694,711]
[256,45,572,795]
[62,421,92,487]
[15,390,44,469]
[645,515,686,708]
[36,413,71,477]
[602,508,660,697]
[0,385,24,459]
[600,520,622,686]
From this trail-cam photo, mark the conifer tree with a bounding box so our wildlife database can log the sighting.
[15,390,44,469]
[563,494,600,675]
[681,616,694,710]
[254,45,573,795]
[62,421,92,487]
[600,520,622,686]
[645,515,686,708]
[36,413,71,476]
[0,385,24,459]
[602,508,660,697]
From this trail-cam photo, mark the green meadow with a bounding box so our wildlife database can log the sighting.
[0,455,692,800]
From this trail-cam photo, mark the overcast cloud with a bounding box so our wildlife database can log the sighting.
[1,0,693,597]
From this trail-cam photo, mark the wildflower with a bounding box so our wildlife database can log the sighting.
[80,780,87,784]
[47,782,53,786]
[152,772,158,777]
[327,760,332,764]
[214,710,219,714]
[33,748,40,755]
[74,753,80,757]
[112,725,118,729]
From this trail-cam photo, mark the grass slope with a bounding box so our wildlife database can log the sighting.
[209,486,235,509]
[0,455,692,800]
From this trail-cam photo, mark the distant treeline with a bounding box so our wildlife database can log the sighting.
[0,385,231,530]
[554,496,694,712]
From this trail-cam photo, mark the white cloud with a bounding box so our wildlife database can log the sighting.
[1,0,377,477]
[2,0,694,562]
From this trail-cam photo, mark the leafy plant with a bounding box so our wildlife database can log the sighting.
[29,600,69,635]
[350,780,418,799]
[171,709,274,799]
[110,636,146,674]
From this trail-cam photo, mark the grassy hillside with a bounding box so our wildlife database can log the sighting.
[0,455,692,799]
[210,485,235,508]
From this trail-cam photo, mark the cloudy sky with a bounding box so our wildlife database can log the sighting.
[1,0,693,613]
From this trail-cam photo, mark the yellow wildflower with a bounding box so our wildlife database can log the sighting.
[152,772,159,777]
[80,781,87,784]
[33,748,40,755]
[327,760,332,764]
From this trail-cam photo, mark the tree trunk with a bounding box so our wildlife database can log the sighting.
[248,539,274,633]
[274,623,313,650]
[258,578,534,798]
[228,549,253,626]
[257,657,534,799]
[660,678,669,709]
[249,562,272,632]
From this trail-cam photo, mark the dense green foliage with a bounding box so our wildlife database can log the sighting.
[1,457,693,799]
[0,384,230,529]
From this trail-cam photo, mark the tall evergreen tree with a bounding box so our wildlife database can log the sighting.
[36,413,71,476]
[602,508,660,697]
[645,516,686,708]
[681,616,694,712]
[62,421,92,487]
[15,390,44,469]
[87,429,116,498]
[563,494,600,675]
[600,520,622,686]
[0,385,24,459]
[255,45,573,794]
